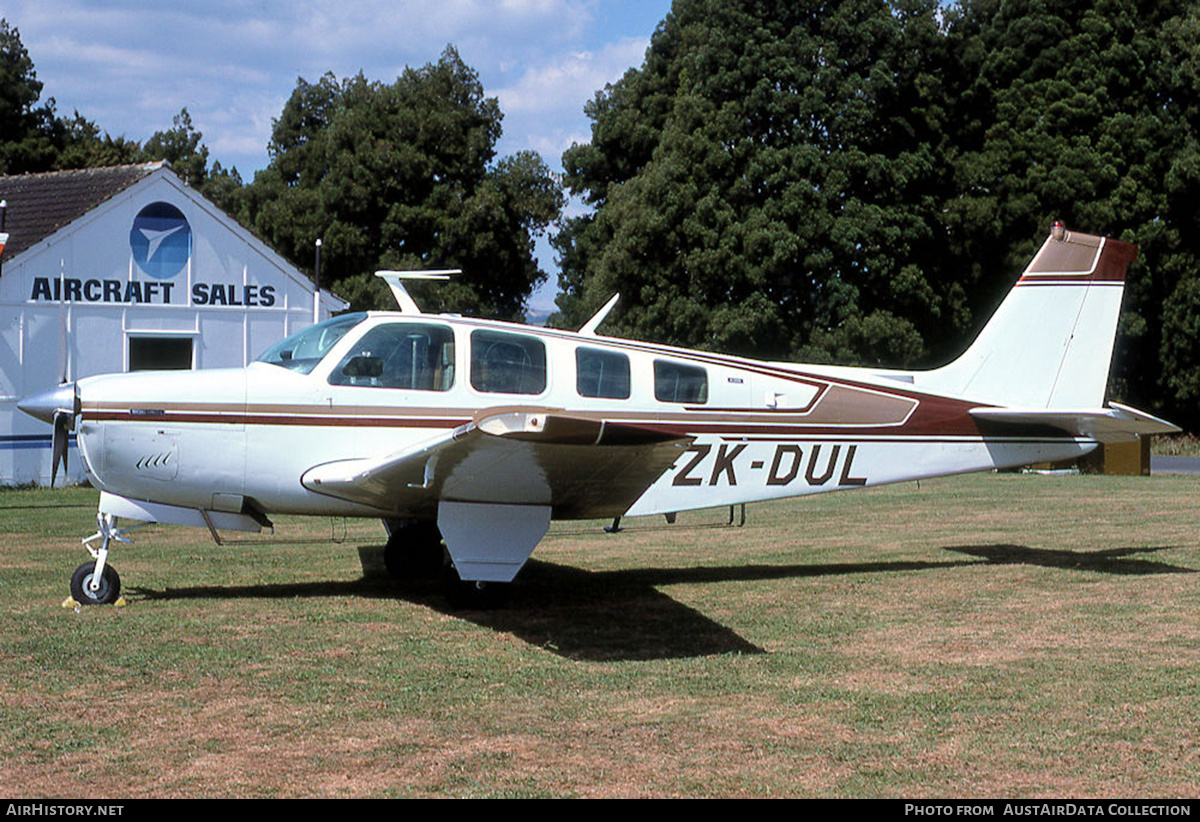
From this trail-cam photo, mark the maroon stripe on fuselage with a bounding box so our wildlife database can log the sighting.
[84,411,1080,441]
[86,410,470,428]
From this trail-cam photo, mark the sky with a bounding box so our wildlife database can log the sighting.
[2,0,675,311]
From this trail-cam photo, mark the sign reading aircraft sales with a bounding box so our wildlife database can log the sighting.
[26,201,277,307]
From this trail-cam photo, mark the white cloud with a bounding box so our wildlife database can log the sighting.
[495,37,646,115]
[491,35,648,167]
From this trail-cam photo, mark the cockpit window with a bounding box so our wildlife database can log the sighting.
[256,313,367,374]
[329,322,455,390]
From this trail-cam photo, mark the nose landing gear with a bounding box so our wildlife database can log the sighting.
[71,513,144,606]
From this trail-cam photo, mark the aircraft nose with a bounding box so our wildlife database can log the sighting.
[17,383,78,424]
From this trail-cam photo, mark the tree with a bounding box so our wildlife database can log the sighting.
[142,108,209,186]
[557,0,1200,431]
[941,0,1200,425]
[0,18,57,173]
[244,48,563,320]
[53,110,143,169]
[554,0,955,365]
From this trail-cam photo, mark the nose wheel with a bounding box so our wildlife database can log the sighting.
[70,561,121,605]
[71,512,144,606]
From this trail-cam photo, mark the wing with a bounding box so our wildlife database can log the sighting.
[970,402,1179,443]
[301,409,694,518]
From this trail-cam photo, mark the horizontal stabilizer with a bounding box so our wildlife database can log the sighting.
[970,402,1179,443]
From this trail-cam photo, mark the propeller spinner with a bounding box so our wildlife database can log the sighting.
[17,383,79,487]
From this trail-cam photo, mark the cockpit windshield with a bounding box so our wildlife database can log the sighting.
[255,313,367,374]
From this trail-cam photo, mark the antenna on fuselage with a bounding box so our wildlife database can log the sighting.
[579,293,620,336]
[374,270,460,314]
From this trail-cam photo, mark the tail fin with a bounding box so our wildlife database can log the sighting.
[921,229,1137,409]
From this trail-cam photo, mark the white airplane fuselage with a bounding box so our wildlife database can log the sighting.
[74,314,1091,520]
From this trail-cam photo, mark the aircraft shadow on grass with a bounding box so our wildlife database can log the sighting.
[127,539,1194,661]
[942,543,1196,575]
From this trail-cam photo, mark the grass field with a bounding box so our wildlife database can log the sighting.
[1,473,1198,798]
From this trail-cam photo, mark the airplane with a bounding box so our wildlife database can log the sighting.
[18,225,1179,608]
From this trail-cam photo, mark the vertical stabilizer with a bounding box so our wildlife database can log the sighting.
[921,230,1136,409]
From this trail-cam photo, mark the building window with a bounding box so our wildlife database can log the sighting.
[576,347,630,399]
[471,330,546,395]
[654,359,707,404]
[128,337,193,371]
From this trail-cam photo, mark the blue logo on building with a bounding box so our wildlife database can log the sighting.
[130,202,191,279]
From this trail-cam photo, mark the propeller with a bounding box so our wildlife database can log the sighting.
[17,382,78,487]
[51,410,71,487]
[22,261,78,487]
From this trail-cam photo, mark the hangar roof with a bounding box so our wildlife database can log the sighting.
[0,162,164,259]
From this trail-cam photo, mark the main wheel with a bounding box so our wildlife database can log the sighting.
[70,561,121,605]
[383,520,446,580]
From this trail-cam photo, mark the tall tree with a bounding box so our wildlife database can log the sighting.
[942,0,1199,424]
[244,48,563,320]
[53,110,143,169]
[555,0,954,365]
[142,108,209,186]
[558,0,1200,431]
[0,18,58,173]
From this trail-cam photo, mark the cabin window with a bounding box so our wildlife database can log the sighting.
[256,312,367,374]
[576,347,630,399]
[129,337,193,371]
[471,330,546,395]
[654,359,708,404]
[328,322,455,390]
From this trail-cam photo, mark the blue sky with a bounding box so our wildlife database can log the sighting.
[3,0,674,310]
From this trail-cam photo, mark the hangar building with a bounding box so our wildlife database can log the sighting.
[0,162,348,485]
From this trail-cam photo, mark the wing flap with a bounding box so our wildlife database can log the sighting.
[301,411,693,516]
[970,403,1179,443]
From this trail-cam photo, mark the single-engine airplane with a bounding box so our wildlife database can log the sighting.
[18,226,1178,607]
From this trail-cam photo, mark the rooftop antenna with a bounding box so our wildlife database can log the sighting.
[579,293,620,336]
[374,270,459,314]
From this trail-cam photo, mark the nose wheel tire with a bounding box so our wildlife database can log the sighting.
[70,561,121,605]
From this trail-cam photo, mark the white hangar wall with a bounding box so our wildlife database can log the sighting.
[1,166,347,485]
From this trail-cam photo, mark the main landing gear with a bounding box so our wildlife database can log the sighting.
[382,518,445,579]
[382,517,510,609]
